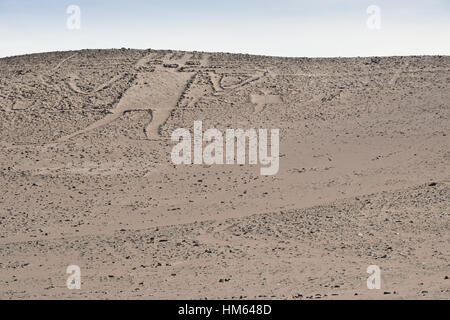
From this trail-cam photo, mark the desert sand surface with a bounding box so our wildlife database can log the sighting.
[0,49,448,299]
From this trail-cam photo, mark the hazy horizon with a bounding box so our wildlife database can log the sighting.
[1,0,450,58]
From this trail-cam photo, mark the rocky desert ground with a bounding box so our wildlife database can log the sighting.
[0,49,448,299]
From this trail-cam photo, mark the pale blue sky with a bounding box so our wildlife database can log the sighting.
[1,0,449,57]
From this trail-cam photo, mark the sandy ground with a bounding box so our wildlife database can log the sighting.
[0,49,448,299]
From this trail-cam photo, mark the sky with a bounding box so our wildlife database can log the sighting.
[0,0,449,58]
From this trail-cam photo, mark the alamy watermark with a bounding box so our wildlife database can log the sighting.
[171,121,280,175]
[66,265,81,289]
[66,5,81,30]
[366,5,381,30]
[366,265,381,289]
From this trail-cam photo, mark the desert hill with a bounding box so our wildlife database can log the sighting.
[0,49,448,299]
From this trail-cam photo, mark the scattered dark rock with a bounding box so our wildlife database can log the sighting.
[163,63,179,68]
[185,61,200,66]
